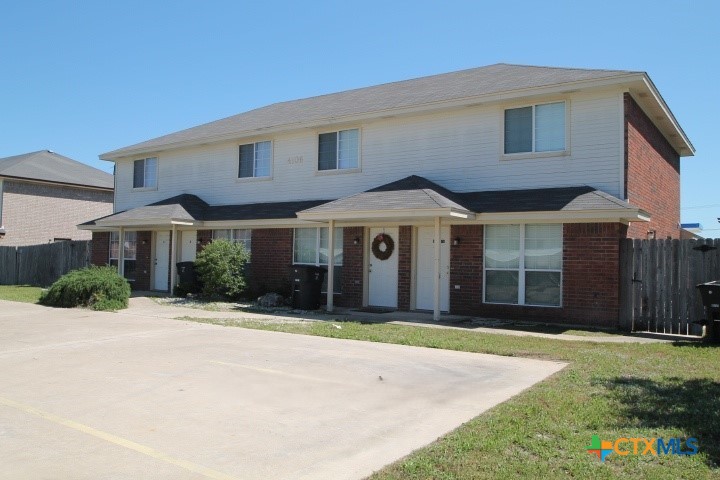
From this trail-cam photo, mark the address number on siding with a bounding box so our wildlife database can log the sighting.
[287,156,303,165]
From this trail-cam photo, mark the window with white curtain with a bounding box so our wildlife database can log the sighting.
[484,224,562,306]
[238,141,271,178]
[212,229,251,253]
[293,227,343,292]
[504,101,566,154]
[133,157,157,188]
[109,231,137,281]
[318,129,359,170]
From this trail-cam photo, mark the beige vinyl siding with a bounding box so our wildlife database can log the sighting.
[114,89,623,212]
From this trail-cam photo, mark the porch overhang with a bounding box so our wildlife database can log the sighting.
[297,207,475,223]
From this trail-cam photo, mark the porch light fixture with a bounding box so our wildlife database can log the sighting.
[453,237,461,246]
[647,230,656,240]
[353,236,360,245]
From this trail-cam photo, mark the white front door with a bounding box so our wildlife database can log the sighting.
[180,231,197,262]
[154,231,171,291]
[368,227,399,308]
[416,226,450,311]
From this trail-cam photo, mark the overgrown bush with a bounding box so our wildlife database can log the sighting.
[193,239,250,300]
[39,266,131,311]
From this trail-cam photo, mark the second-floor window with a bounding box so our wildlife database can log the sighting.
[504,101,566,154]
[133,157,158,189]
[238,141,271,178]
[318,128,359,171]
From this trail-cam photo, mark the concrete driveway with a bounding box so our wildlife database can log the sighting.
[0,301,566,480]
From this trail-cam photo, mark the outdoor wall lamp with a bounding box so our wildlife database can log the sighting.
[647,230,656,240]
[353,236,361,245]
[453,237,461,246]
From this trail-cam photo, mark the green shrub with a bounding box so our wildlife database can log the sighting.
[194,239,250,300]
[39,266,131,311]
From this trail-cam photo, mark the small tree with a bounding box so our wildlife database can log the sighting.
[193,239,249,299]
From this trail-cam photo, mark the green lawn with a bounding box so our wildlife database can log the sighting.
[183,317,720,479]
[0,285,43,303]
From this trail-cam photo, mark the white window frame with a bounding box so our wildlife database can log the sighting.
[132,157,158,190]
[316,128,361,173]
[109,231,137,281]
[238,141,272,180]
[292,227,343,266]
[212,229,252,254]
[293,227,344,294]
[502,101,569,158]
[483,224,562,307]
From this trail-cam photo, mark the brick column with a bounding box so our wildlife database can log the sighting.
[397,226,412,310]
[449,225,483,314]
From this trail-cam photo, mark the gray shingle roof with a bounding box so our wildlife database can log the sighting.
[303,176,470,214]
[83,175,641,229]
[298,176,639,217]
[101,64,638,159]
[82,194,329,226]
[0,150,113,189]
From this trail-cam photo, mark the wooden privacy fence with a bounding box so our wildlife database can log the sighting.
[0,241,91,287]
[619,238,720,336]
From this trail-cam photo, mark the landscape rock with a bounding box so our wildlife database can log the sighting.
[257,292,286,307]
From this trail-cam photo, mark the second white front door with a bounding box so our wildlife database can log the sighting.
[154,231,171,291]
[368,227,399,308]
[416,226,450,311]
[180,231,197,262]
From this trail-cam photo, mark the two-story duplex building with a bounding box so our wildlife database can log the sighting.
[81,64,693,327]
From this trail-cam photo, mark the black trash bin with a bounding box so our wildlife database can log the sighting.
[696,281,720,342]
[290,265,327,310]
[176,261,197,286]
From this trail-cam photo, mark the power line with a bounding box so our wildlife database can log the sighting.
[681,204,720,210]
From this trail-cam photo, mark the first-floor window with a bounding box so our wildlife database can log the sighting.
[109,231,137,281]
[293,227,343,293]
[484,224,562,306]
[212,229,251,255]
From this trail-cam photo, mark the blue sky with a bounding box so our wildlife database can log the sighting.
[1,1,718,234]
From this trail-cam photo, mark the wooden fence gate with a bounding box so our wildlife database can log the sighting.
[619,238,720,335]
[0,241,91,287]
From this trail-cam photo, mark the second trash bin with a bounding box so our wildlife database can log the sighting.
[290,265,327,310]
[696,280,720,342]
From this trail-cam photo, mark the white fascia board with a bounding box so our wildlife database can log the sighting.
[637,76,695,156]
[100,74,646,161]
[202,218,321,228]
[469,208,650,223]
[297,207,474,222]
[95,218,200,228]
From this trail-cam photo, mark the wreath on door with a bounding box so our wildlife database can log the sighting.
[371,233,395,261]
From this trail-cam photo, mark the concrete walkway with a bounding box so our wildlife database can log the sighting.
[123,296,678,343]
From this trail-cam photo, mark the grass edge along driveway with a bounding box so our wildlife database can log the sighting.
[182,317,719,480]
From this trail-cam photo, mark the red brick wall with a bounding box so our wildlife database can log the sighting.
[250,228,293,295]
[134,231,152,291]
[449,222,626,327]
[625,94,681,239]
[449,225,482,313]
[337,227,363,308]
[91,232,110,266]
[398,226,412,310]
[196,230,212,253]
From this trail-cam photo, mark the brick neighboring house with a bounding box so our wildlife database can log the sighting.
[0,150,113,246]
[81,64,694,328]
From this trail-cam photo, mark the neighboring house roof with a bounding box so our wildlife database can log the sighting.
[100,63,694,160]
[81,176,647,229]
[0,150,113,190]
